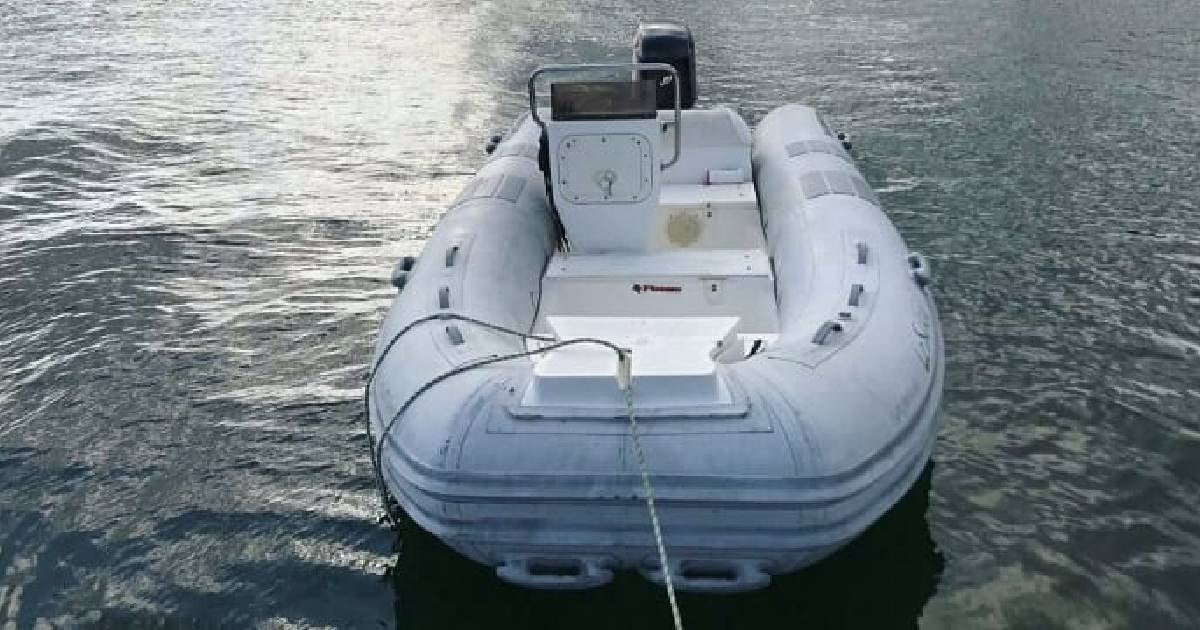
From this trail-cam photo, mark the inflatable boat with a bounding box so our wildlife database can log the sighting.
[366,23,943,594]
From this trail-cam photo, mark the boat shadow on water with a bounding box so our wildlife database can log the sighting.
[390,463,944,630]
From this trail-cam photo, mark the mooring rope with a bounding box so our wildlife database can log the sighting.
[363,312,683,629]
[622,364,684,630]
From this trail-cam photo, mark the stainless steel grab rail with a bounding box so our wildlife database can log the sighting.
[527,63,682,169]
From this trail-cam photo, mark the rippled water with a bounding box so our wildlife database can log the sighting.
[1,0,1197,628]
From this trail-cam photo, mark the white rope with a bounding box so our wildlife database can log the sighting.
[622,360,685,630]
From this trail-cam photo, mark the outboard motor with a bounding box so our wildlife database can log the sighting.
[634,22,697,109]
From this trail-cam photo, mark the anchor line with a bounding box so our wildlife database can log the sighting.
[363,312,683,629]
[624,379,684,630]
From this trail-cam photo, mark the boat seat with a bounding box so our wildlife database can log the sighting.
[662,107,753,186]
[647,108,762,249]
[537,249,778,334]
[654,182,764,249]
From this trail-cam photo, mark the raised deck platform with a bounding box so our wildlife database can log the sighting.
[536,248,778,334]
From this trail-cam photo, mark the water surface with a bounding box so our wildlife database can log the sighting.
[1,0,1198,627]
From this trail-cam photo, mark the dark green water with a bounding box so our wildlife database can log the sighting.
[1,0,1197,627]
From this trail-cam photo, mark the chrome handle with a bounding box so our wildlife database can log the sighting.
[527,62,682,169]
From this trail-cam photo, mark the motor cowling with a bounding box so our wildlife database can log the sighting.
[634,22,697,109]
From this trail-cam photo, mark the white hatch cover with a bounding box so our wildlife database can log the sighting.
[521,316,741,410]
[556,134,655,204]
